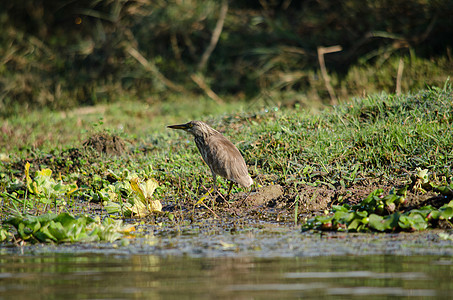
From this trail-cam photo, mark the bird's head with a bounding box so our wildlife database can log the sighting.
[167,120,214,137]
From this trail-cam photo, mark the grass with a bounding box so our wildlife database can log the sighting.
[1,82,453,240]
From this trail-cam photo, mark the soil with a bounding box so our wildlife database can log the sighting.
[83,132,127,156]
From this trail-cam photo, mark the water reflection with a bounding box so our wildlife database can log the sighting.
[0,254,452,299]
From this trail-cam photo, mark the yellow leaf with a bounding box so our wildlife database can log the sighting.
[143,179,158,198]
[195,194,209,206]
[32,182,39,195]
[37,168,52,177]
[25,162,33,193]
[121,226,136,233]
[130,177,146,202]
[130,200,148,217]
[149,199,162,212]
[195,187,214,205]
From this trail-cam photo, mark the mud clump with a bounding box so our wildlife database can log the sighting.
[83,133,126,156]
[248,185,284,207]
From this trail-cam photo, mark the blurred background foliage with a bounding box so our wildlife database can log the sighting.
[1,0,452,115]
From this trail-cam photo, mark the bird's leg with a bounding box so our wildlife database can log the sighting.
[211,173,218,208]
[239,184,254,206]
[212,172,218,195]
[226,181,234,200]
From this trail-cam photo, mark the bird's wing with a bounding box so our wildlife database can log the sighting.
[207,134,250,185]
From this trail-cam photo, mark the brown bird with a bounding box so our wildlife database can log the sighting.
[168,120,253,198]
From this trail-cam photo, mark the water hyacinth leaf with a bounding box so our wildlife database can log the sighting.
[144,178,158,199]
[130,177,146,203]
[356,210,368,218]
[54,212,78,227]
[37,168,52,178]
[333,210,354,224]
[347,218,361,231]
[34,224,57,242]
[368,214,385,231]
[383,193,399,205]
[17,222,35,239]
[439,206,453,219]
[399,214,428,231]
[44,221,69,242]
[94,218,131,242]
[22,164,78,201]
[149,199,162,213]
[129,177,161,215]
[3,212,132,243]
[368,213,400,232]
[98,230,122,243]
[409,207,433,219]
[104,201,123,214]
[0,227,10,242]
[409,214,428,231]
[332,205,349,212]
[427,210,440,220]
[129,200,149,217]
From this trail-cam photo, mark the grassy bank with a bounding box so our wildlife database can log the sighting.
[1,83,452,241]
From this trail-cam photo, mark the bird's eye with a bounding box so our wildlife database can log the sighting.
[188,123,193,128]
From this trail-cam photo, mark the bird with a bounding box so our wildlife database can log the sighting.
[167,120,253,199]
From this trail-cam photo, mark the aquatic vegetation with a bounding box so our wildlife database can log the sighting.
[1,163,78,216]
[0,165,159,243]
[2,212,134,243]
[102,177,162,217]
[302,182,453,232]
[99,171,162,218]
[24,162,78,204]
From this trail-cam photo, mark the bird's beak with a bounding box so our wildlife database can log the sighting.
[167,123,189,130]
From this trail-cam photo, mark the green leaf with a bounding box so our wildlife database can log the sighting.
[439,206,453,219]
[347,218,361,231]
[368,214,385,231]
[47,221,70,242]
[34,223,58,242]
[399,213,428,231]
[54,212,78,227]
[369,213,400,232]
[333,210,354,224]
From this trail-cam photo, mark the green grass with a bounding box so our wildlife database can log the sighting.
[1,82,452,220]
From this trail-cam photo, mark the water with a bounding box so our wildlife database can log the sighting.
[1,253,452,299]
[2,229,453,299]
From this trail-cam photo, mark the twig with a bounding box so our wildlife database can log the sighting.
[170,32,181,61]
[197,0,228,71]
[191,73,224,104]
[396,58,404,95]
[317,45,342,105]
[126,46,187,93]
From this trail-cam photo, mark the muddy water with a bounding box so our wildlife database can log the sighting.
[1,229,453,299]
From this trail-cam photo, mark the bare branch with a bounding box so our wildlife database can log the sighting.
[396,58,404,95]
[197,0,228,71]
[317,45,342,105]
[127,46,187,93]
[191,73,224,105]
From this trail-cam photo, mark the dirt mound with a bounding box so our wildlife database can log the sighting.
[83,133,126,156]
